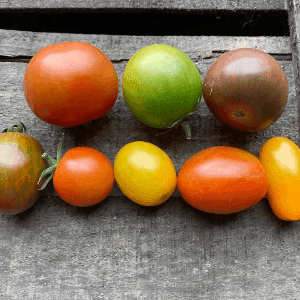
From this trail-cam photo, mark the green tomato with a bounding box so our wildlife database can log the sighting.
[0,123,47,214]
[122,44,203,131]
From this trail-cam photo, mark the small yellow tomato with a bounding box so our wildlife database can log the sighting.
[259,137,300,221]
[114,141,177,206]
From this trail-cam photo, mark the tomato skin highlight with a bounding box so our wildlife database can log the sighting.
[0,132,47,215]
[53,147,114,207]
[259,137,300,221]
[23,41,119,127]
[177,146,268,214]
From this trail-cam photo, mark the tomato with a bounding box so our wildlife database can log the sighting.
[40,144,114,207]
[23,41,119,127]
[203,48,288,132]
[114,141,177,206]
[122,44,202,138]
[0,123,47,214]
[259,137,300,221]
[177,146,268,214]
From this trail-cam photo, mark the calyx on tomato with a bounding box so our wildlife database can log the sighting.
[38,134,65,190]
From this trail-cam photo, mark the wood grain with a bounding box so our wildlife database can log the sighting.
[0,0,287,11]
[0,30,291,60]
[0,10,299,300]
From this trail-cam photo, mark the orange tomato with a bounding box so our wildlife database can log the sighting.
[259,137,300,221]
[177,146,268,214]
[52,147,114,207]
[24,41,118,127]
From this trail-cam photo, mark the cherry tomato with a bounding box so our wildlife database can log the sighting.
[114,141,177,206]
[259,137,300,221]
[177,146,268,214]
[0,123,47,214]
[23,41,119,127]
[40,145,114,207]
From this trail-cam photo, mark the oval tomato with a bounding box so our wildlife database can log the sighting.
[122,44,202,136]
[23,41,119,127]
[0,123,47,214]
[177,146,268,214]
[114,141,177,206]
[259,137,300,221]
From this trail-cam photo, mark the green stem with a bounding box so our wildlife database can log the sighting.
[38,134,65,191]
[3,122,27,133]
[181,121,192,140]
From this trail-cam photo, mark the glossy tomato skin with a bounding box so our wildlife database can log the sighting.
[259,137,300,221]
[0,132,47,214]
[24,41,119,127]
[114,141,177,206]
[177,146,268,214]
[122,44,202,129]
[203,48,288,132]
[53,147,114,207]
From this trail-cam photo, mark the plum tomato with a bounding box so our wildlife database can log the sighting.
[39,140,114,207]
[203,48,288,132]
[24,41,119,127]
[177,146,268,214]
[0,122,47,215]
[259,137,300,221]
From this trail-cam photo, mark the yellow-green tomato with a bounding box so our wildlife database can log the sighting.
[259,137,300,221]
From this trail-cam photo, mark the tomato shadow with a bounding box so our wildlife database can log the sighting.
[179,196,241,225]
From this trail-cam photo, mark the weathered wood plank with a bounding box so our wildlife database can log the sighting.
[0,195,300,300]
[0,0,287,11]
[0,29,291,60]
[287,0,300,98]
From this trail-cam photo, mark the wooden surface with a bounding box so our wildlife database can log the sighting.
[0,0,287,11]
[1,2,300,299]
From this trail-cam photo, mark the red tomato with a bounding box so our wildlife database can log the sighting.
[177,146,268,214]
[23,41,119,127]
[52,147,114,207]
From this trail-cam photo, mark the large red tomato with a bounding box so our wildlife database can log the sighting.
[23,41,119,127]
[177,146,268,214]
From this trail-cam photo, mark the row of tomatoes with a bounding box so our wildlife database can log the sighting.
[23,41,288,136]
[1,122,299,221]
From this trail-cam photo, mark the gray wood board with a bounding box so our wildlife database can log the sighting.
[0,33,299,299]
[0,0,287,11]
[288,0,300,98]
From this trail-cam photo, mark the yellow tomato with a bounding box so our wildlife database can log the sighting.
[114,141,177,206]
[259,137,300,221]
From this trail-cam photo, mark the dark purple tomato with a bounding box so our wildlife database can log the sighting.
[203,48,288,132]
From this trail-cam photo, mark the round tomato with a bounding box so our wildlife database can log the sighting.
[0,123,47,214]
[23,41,119,127]
[114,141,177,206]
[203,48,288,132]
[39,144,114,207]
[122,44,202,137]
[259,137,300,221]
[177,146,268,214]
